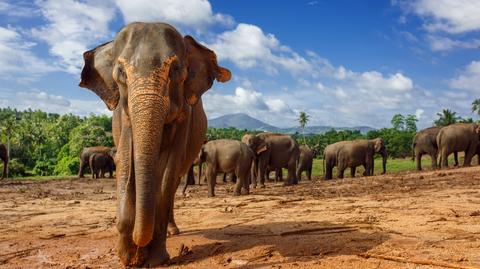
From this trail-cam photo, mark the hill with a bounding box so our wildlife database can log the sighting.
[208,113,374,134]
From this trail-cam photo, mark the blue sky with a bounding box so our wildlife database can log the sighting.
[1,0,480,129]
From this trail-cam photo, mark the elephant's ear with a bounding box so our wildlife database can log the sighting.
[79,41,119,111]
[184,35,231,106]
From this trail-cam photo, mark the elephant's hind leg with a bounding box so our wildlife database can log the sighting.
[350,166,356,178]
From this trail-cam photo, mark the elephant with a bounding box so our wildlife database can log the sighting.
[0,144,8,180]
[89,152,115,179]
[297,145,313,181]
[437,123,480,168]
[246,133,300,187]
[78,146,115,178]
[198,139,253,197]
[412,126,458,171]
[324,138,387,180]
[79,22,231,267]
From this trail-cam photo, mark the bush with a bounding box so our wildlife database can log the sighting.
[8,158,28,177]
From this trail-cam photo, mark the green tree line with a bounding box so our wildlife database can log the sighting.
[0,107,476,177]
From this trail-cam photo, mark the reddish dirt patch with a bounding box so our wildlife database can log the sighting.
[1,167,480,268]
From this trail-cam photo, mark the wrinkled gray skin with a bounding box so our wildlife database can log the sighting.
[78,146,115,178]
[437,123,480,168]
[0,144,8,180]
[89,152,115,179]
[297,145,313,181]
[246,133,300,187]
[324,138,387,180]
[412,126,458,170]
[79,22,231,267]
[199,139,253,197]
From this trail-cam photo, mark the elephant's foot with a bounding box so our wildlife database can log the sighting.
[259,184,266,188]
[251,183,257,189]
[241,188,250,195]
[233,191,241,196]
[143,244,170,268]
[207,193,215,198]
[167,224,180,236]
[117,235,147,266]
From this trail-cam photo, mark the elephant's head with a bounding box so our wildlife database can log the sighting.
[248,135,268,156]
[372,138,387,174]
[79,23,231,248]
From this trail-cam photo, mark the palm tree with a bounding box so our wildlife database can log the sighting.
[472,98,480,118]
[434,109,460,127]
[298,111,310,145]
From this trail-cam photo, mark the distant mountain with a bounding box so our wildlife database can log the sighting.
[208,113,374,134]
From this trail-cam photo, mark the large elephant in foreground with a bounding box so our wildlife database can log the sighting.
[78,146,115,178]
[79,22,231,267]
[437,123,480,168]
[199,139,253,197]
[412,126,458,171]
[89,152,115,179]
[297,145,313,181]
[246,133,300,187]
[324,138,387,180]
[0,144,8,180]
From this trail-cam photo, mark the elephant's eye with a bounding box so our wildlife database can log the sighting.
[114,65,127,85]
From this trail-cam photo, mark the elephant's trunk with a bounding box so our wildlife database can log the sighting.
[129,82,171,247]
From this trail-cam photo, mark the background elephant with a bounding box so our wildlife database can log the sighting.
[297,145,313,181]
[79,22,231,267]
[324,138,387,180]
[78,146,115,178]
[412,126,458,171]
[199,139,253,197]
[89,152,115,179]
[437,123,480,168]
[246,133,300,187]
[181,154,203,195]
[0,144,8,180]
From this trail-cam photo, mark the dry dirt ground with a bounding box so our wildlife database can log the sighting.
[1,167,480,269]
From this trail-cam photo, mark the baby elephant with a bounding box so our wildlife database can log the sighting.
[89,152,115,179]
[200,139,254,197]
[297,145,314,181]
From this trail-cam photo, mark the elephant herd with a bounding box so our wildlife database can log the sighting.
[78,146,116,179]
[413,123,480,170]
[181,133,315,197]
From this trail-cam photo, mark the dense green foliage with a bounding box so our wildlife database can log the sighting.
[0,108,113,177]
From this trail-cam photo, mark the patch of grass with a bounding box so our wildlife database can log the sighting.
[308,155,470,178]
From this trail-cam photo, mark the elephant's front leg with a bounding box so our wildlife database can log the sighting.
[258,160,267,188]
[168,177,181,235]
[206,164,216,197]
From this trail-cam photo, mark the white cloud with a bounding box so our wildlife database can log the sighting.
[203,87,295,127]
[0,89,111,116]
[0,26,58,80]
[115,0,234,30]
[31,0,116,74]
[450,60,480,93]
[427,35,480,51]
[415,108,424,119]
[208,23,312,75]
[411,0,480,34]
